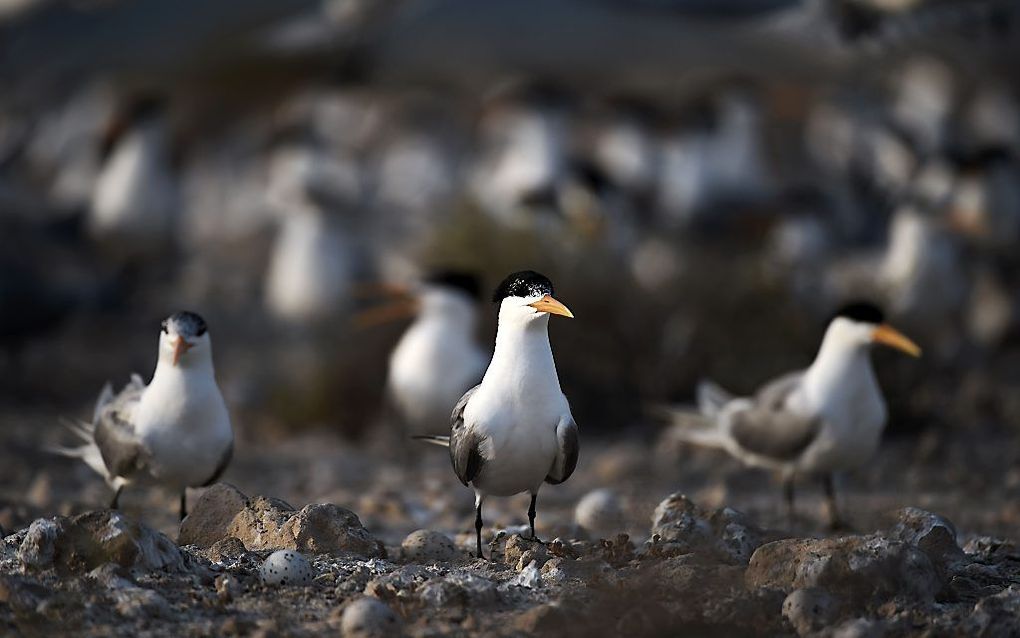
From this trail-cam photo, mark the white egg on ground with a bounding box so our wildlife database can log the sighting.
[574,488,626,540]
[259,550,316,586]
[341,597,401,637]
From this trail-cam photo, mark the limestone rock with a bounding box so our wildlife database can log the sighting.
[746,534,941,605]
[227,497,384,558]
[18,511,189,574]
[650,493,770,563]
[178,483,248,547]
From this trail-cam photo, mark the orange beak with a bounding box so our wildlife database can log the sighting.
[871,324,921,357]
[528,294,574,318]
[172,337,193,366]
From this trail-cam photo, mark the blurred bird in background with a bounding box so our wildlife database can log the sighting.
[356,270,488,443]
[660,302,920,528]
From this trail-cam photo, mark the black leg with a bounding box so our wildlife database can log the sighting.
[823,474,845,530]
[528,493,541,542]
[109,485,124,509]
[474,497,485,559]
[783,474,795,526]
[180,491,187,522]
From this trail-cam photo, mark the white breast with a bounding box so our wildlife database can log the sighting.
[134,373,233,490]
[388,320,487,436]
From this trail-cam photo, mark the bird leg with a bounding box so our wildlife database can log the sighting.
[474,494,485,560]
[783,474,796,528]
[179,491,187,522]
[823,474,847,531]
[527,493,544,544]
[109,485,124,509]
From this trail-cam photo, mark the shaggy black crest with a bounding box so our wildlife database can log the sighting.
[492,270,554,303]
[161,311,208,337]
[426,270,482,301]
[834,301,884,325]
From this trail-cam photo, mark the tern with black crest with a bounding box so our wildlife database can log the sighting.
[418,271,579,558]
[51,311,233,520]
[661,302,920,528]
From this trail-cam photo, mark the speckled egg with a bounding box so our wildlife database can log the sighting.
[259,550,315,586]
[401,529,458,563]
[341,596,401,637]
[574,488,626,540]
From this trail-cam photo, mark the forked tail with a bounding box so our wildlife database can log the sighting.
[411,435,451,448]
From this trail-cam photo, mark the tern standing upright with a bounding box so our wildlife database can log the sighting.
[52,311,233,520]
[662,302,919,528]
[419,271,579,558]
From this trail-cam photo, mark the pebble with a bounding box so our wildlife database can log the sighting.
[260,550,315,586]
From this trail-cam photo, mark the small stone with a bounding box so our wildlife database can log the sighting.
[18,519,60,569]
[574,489,626,540]
[782,588,839,636]
[340,597,401,637]
[400,529,458,564]
[179,483,249,547]
[259,550,315,586]
[512,560,542,589]
[504,534,546,568]
[515,548,550,572]
[216,573,243,602]
[113,587,170,619]
[205,537,250,565]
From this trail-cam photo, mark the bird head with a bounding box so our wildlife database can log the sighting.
[829,302,921,357]
[158,311,211,367]
[353,270,482,328]
[492,270,573,325]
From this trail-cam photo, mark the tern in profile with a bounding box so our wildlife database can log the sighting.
[662,302,920,528]
[418,271,579,558]
[52,312,233,520]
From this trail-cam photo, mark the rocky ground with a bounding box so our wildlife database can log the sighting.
[3,406,1020,637]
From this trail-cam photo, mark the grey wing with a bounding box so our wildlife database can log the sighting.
[545,414,579,485]
[92,379,147,480]
[449,385,484,487]
[730,372,819,461]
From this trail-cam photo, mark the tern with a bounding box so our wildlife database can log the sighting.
[418,271,579,558]
[51,311,233,520]
[89,96,177,255]
[361,271,488,438]
[662,302,920,528]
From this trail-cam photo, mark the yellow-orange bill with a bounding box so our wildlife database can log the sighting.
[172,337,193,366]
[353,300,420,329]
[529,294,574,318]
[872,324,921,357]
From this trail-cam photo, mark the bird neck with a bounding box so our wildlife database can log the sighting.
[801,328,873,408]
[484,316,560,399]
[151,355,216,389]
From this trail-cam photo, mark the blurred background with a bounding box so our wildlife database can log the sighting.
[3,0,1020,541]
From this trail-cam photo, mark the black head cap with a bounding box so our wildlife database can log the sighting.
[425,270,482,301]
[833,301,884,325]
[492,270,553,303]
[161,311,208,337]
